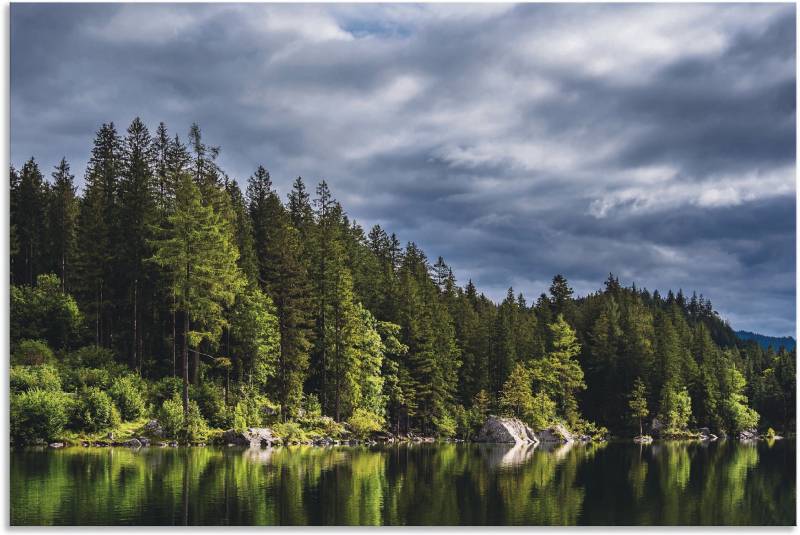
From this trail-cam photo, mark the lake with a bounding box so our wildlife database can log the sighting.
[10,439,795,526]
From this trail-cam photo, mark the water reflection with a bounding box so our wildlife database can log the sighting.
[11,440,795,526]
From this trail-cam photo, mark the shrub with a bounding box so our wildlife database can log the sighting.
[434,412,457,438]
[190,382,228,428]
[529,392,557,430]
[184,401,209,442]
[573,419,609,440]
[75,387,120,432]
[303,394,322,418]
[12,339,54,366]
[10,274,82,349]
[60,367,112,392]
[11,389,72,444]
[10,364,62,393]
[159,396,185,439]
[65,345,116,369]
[232,402,248,432]
[766,427,777,438]
[347,408,384,439]
[109,375,147,421]
[151,376,184,407]
[272,421,306,442]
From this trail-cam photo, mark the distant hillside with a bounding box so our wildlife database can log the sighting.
[736,330,795,351]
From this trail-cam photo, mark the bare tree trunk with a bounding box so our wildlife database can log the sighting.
[182,309,190,415]
[172,292,177,377]
[132,278,138,371]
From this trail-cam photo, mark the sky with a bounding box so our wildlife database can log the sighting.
[10,3,796,336]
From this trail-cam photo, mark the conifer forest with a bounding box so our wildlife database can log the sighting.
[9,119,796,445]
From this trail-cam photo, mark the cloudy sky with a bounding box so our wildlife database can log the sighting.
[11,3,796,336]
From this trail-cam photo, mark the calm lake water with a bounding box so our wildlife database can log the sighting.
[11,439,795,526]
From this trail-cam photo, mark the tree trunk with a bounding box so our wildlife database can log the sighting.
[132,278,138,371]
[192,348,199,385]
[182,309,190,415]
[172,292,177,377]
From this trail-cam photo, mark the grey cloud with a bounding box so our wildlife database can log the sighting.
[10,3,796,336]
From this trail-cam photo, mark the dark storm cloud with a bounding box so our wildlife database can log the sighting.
[10,3,796,336]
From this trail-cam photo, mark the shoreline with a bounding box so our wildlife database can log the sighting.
[17,434,788,451]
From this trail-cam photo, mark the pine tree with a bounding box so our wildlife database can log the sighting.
[150,172,245,414]
[75,123,122,347]
[628,377,649,436]
[117,117,156,370]
[11,158,48,286]
[46,158,78,291]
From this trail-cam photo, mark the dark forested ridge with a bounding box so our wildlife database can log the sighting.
[736,331,796,352]
[9,119,796,445]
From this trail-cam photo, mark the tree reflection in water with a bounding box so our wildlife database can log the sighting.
[11,440,795,525]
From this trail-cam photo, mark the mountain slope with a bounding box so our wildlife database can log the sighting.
[736,330,795,351]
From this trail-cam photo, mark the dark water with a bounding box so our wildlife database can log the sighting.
[10,439,795,525]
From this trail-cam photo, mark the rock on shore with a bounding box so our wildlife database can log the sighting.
[222,427,275,447]
[475,416,538,444]
[537,423,574,444]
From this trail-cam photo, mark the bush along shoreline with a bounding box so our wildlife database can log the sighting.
[10,120,795,450]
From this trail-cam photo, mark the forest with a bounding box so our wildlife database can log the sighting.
[9,118,796,445]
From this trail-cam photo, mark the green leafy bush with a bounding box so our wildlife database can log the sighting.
[10,274,82,349]
[151,377,184,407]
[303,394,322,418]
[12,339,54,366]
[159,396,185,439]
[10,364,62,393]
[11,388,72,444]
[434,411,457,438]
[347,408,384,439]
[60,367,112,392]
[184,401,209,442]
[529,392,557,430]
[190,382,228,428]
[232,402,248,432]
[272,421,306,442]
[108,375,147,421]
[75,387,120,432]
[65,345,116,369]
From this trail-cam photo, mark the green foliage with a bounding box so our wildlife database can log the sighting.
[108,375,148,421]
[159,396,185,439]
[499,363,534,419]
[65,345,116,369]
[76,388,120,433]
[151,376,184,407]
[347,408,384,439]
[60,367,112,392]
[272,421,306,442]
[433,411,457,438]
[10,274,82,349]
[183,401,210,442]
[722,366,759,433]
[529,392,557,431]
[659,383,692,433]
[229,285,280,388]
[190,382,228,428]
[530,315,585,426]
[10,364,62,393]
[303,393,323,418]
[11,389,72,444]
[11,119,792,439]
[628,377,649,435]
[12,339,54,366]
[232,402,248,432]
